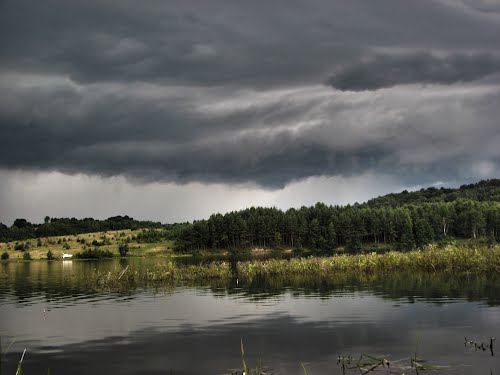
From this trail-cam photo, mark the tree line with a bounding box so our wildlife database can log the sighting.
[0,215,163,242]
[173,199,500,253]
[172,178,500,253]
[2,179,499,253]
[366,179,500,207]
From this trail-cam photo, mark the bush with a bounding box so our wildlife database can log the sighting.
[74,248,114,259]
[1,252,9,260]
[14,242,29,251]
[47,250,54,260]
[135,229,164,243]
[91,238,110,247]
[63,242,70,250]
[23,251,32,260]
[118,243,129,257]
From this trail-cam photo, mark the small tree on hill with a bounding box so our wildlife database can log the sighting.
[118,243,129,257]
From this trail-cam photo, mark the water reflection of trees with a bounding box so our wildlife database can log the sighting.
[1,261,498,306]
[216,272,500,306]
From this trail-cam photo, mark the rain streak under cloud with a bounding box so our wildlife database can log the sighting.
[0,0,499,224]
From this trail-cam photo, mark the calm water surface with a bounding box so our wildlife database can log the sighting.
[0,258,499,374]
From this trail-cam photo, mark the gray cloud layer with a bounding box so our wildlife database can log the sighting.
[329,53,500,91]
[0,0,499,190]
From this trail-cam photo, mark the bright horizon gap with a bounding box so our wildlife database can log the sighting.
[0,169,473,226]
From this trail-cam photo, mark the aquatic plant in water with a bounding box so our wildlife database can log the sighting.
[84,244,499,290]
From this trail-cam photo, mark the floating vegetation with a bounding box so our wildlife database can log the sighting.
[465,337,495,356]
[232,337,453,375]
[333,352,447,374]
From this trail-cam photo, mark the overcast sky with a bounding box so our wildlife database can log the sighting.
[1,0,499,225]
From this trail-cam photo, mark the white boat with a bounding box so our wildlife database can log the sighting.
[61,252,73,259]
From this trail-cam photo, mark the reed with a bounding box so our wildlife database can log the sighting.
[237,244,500,281]
[85,244,499,289]
[15,348,25,375]
[235,337,453,375]
[86,260,232,289]
[232,339,268,375]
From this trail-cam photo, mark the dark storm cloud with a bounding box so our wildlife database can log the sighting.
[329,53,500,91]
[0,0,499,189]
[1,77,499,188]
[1,0,499,87]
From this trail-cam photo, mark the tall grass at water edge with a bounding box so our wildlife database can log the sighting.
[237,244,500,281]
[86,244,499,289]
[87,260,232,289]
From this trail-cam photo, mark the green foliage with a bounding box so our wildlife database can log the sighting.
[241,338,248,375]
[87,261,232,289]
[2,179,500,256]
[0,215,162,242]
[414,218,434,248]
[14,242,29,251]
[237,244,500,280]
[62,242,70,250]
[345,235,362,253]
[118,243,129,257]
[135,228,165,243]
[22,251,32,260]
[1,251,9,260]
[74,248,114,259]
[327,221,336,250]
[398,210,415,251]
[46,250,54,260]
[273,232,282,247]
[87,244,499,291]
[173,182,500,254]
[367,178,500,207]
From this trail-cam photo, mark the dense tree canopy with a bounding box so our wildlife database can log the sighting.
[172,199,500,252]
[366,179,500,207]
[173,179,500,252]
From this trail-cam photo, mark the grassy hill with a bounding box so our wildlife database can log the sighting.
[0,229,174,260]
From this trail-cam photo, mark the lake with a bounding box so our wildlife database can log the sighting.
[1,258,499,374]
